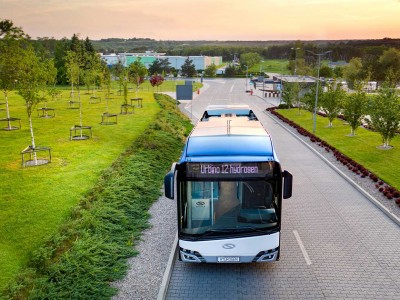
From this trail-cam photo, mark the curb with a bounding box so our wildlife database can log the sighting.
[157,233,178,300]
[264,110,400,227]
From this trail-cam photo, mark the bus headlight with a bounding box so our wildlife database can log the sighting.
[253,247,279,262]
[179,247,204,263]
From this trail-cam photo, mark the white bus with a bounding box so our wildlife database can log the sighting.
[164,105,292,263]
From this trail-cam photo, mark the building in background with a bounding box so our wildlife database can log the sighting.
[100,51,222,71]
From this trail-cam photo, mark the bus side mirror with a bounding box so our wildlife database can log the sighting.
[164,163,177,199]
[282,170,293,199]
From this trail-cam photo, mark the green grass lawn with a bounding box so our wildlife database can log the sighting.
[1,93,192,298]
[276,109,400,190]
[0,86,164,290]
[127,78,202,93]
[251,59,290,75]
[0,78,197,293]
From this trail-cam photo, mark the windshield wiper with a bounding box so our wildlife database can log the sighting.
[234,226,266,233]
[206,226,266,234]
[187,229,226,241]
[187,227,267,241]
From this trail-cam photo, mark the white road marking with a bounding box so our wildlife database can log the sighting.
[293,230,312,265]
[230,83,235,93]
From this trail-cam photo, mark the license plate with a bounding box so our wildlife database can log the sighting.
[217,256,240,263]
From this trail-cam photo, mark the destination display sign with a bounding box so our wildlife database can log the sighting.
[186,162,275,178]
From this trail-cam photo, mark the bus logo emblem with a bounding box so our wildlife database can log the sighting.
[222,243,235,249]
[196,201,205,206]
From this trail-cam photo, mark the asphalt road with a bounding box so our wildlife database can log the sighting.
[165,78,400,299]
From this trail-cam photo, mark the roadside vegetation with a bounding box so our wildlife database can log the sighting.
[2,93,192,299]
[274,73,400,202]
[269,107,400,204]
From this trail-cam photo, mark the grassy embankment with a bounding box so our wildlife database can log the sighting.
[251,59,291,75]
[275,109,400,191]
[0,82,193,298]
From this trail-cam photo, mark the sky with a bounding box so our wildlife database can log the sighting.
[1,0,400,41]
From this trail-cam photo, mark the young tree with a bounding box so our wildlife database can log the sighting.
[293,82,306,114]
[128,59,147,98]
[120,68,129,105]
[180,57,196,77]
[65,50,82,99]
[342,81,368,136]
[111,61,124,95]
[0,37,24,129]
[101,61,112,97]
[343,58,365,89]
[149,74,164,91]
[0,19,29,130]
[302,85,317,114]
[240,52,261,69]
[82,52,102,96]
[42,58,58,105]
[318,65,333,78]
[16,46,55,164]
[65,50,88,134]
[281,82,298,108]
[333,66,344,79]
[319,81,345,127]
[378,48,400,86]
[204,63,217,78]
[225,64,237,77]
[368,82,400,148]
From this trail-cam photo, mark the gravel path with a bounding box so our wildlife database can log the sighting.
[111,192,177,300]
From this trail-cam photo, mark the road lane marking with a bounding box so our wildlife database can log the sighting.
[293,230,312,265]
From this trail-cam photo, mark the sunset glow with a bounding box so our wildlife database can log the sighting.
[1,0,399,40]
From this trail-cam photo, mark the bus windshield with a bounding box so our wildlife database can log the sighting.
[179,180,280,237]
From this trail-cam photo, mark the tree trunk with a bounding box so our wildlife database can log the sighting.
[71,82,74,99]
[136,79,139,98]
[123,84,128,105]
[78,86,83,137]
[4,92,12,129]
[383,138,389,148]
[28,114,38,165]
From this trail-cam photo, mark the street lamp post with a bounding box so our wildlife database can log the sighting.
[245,65,248,91]
[307,50,332,133]
[291,47,300,75]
